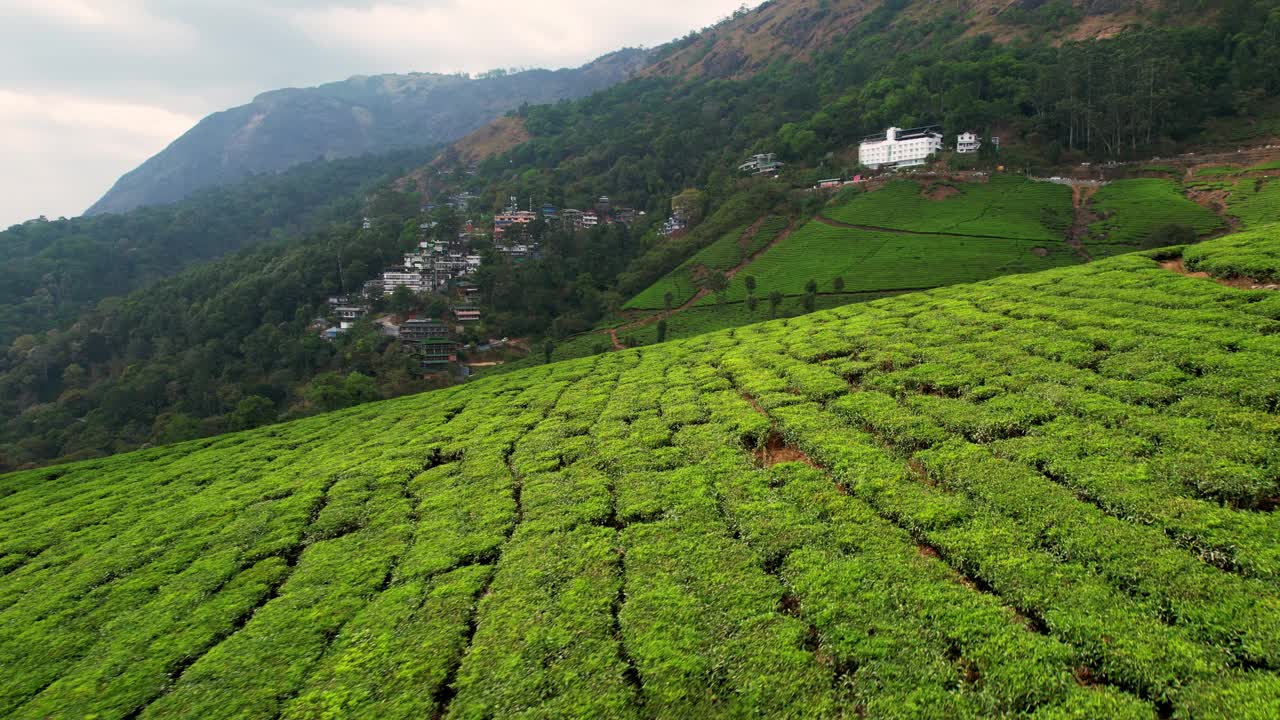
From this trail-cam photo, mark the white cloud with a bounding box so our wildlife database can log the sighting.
[0,0,198,50]
[287,1,746,74]
[0,91,197,225]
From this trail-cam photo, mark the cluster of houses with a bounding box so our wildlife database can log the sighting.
[493,195,639,239]
[321,293,481,369]
[323,190,640,371]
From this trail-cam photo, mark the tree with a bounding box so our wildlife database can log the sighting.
[231,395,276,431]
[671,188,708,227]
[833,276,845,292]
[804,278,818,294]
[803,292,817,313]
[343,372,380,406]
[769,291,784,318]
[1144,224,1197,249]
[664,291,674,311]
[388,284,417,316]
[744,275,757,295]
[656,320,668,343]
[543,340,556,364]
[747,295,759,313]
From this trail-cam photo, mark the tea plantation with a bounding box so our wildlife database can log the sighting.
[1229,178,1280,229]
[1088,179,1225,254]
[699,223,1078,305]
[2,229,1280,718]
[824,176,1074,241]
[625,216,790,310]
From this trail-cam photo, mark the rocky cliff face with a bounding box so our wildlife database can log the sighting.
[86,49,650,215]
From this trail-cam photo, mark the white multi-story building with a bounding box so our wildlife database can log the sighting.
[382,266,430,295]
[858,127,943,170]
[957,132,982,154]
[738,153,784,175]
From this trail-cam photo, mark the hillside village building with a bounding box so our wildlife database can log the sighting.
[382,267,430,295]
[859,127,943,169]
[738,153,784,175]
[956,132,982,154]
[494,211,537,237]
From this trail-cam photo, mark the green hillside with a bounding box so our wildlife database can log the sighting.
[628,177,1077,310]
[3,228,1279,718]
[824,177,1073,241]
[1228,178,1280,228]
[624,216,790,311]
[699,223,1078,305]
[1088,179,1226,254]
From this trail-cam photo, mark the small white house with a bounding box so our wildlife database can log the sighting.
[859,127,943,170]
[957,132,982,154]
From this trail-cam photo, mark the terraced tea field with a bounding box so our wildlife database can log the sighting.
[700,222,1078,304]
[824,176,1073,241]
[2,229,1280,718]
[1088,179,1225,254]
[1228,178,1280,229]
[625,216,790,311]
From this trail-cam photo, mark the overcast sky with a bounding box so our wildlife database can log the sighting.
[0,0,751,228]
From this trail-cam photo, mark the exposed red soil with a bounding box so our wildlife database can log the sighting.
[1185,187,1243,232]
[1074,666,1104,689]
[922,184,960,201]
[754,431,821,469]
[1160,258,1279,290]
[738,216,769,250]
[1067,184,1098,262]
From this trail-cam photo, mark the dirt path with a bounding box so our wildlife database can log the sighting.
[1185,186,1243,233]
[737,216,769,251]
[1067,184,1098,262]
[602,220,799,345]
[1159,258,1278,290]
[814,215,1038,242]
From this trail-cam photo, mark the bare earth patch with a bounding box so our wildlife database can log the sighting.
[1031,247,1050,257]
[921,183,961,201]
[1160,258,1279,290]
[754,431,820,469]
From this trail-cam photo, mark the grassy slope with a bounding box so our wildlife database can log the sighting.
[702,223,1079,305]
[627,177,1077,315]
[624,216,789,310]
[1088,178,1225,253]
[2,229,1280,718]
[824,176,1074,241]
[1229,177,1280,228]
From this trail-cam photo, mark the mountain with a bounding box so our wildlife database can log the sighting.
[643,0,1149,80]
[0,147,434,348]
[1,226,1278,718]
[85,49,650,216]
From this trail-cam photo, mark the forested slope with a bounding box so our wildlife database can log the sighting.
[0,148,434,347]
[2,228,1278,718]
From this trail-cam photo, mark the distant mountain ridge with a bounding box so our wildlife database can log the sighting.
[86,49,650,216]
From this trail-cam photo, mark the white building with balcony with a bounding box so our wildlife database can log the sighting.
[858,127,943,170]
[957,132,982,154]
